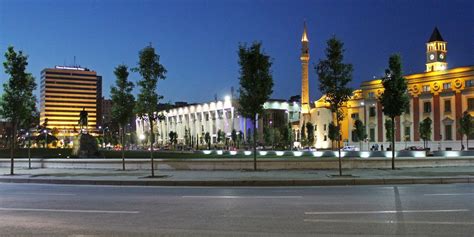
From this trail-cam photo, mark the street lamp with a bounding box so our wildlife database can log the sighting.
[43,129,48,150]
[26,132,31,169]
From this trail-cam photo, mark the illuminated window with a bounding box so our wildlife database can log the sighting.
[444,100,451,112]
[423,102,431,113]
[466,80,474,88]
[443,82,451,90]
[422,85,430,92]
[468,98,474,111]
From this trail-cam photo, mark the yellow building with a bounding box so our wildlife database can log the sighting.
[40,66,102,137]
[310,27,474,151]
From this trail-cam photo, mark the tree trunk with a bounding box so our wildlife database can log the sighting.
[121,125,126,171]
[253,118,257,171]
[10,121,17,175]
[391,117,395,170]
[150,120,155,177]
[336,116,342,176]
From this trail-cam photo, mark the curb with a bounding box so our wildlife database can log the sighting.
[0,177,472,186]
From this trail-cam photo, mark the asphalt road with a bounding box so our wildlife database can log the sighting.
[0,183,473,236]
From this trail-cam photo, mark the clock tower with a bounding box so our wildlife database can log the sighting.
[426,27,447,72]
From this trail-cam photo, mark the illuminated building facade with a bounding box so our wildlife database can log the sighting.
[40,66,102,136]
[136,98,300,145]
[310,27,474,150]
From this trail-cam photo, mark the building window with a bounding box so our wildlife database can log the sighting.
[423,102,431,113]
[404,126,411,141]
[368,92,375,99]
[466,80,474,88]
[444,100,451,112]
[443,82,451,90]
[422,85,430,92]
[369,107,376,117]
[314,125,317,131]
[369,128,375,142]
[468,98,474,111]
[445,125,452,140]
[323,124,327,131]
[324,135,327,141]
[351,113,359,119]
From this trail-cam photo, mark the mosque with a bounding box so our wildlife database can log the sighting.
[137,25,474,151]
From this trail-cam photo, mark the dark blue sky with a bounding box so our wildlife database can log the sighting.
[1,0,473,104]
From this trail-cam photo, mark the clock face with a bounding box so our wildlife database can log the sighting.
[439,53,444,60]
[429,54,435,60]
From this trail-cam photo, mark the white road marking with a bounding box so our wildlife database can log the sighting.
[304,209,469,215]
[304,219,474,225]
[0,207,139,214]
[182,195,302,199]
[424,193,474,196]
[3,192,76,196]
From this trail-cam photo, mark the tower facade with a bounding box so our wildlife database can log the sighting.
[40,66,102,137]
[426,27,447,72]
[300,23,310,116]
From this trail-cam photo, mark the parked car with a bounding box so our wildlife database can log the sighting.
[405,146,424,151]
[341,145,359,151]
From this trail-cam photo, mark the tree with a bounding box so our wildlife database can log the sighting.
[217,129,224,144]
[328,122,339,150]
[300,122,306,147]
[134,44,167,177]
[238,130,243,149]
[384,119,393,144]
[459,111,473,149]
[263,126,272,147]
[1,46,37,175]
[419,117,432,149]
[168,131,177,147]
[237,42,273,170]
[204,132,211,150]
[316,37,353,176]
[231,129,237,147]
[306,122,314,147]
[111,64,135,171]
[379,54,409,169]
[353,119,366,151]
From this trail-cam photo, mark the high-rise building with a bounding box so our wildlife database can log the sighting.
[40,66,102,136]
[101,97,113,126]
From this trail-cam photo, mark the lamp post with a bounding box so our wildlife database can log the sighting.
[26,132,31,169]
[43,129,48,150]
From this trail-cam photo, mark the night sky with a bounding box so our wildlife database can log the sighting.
[1,0,473,104]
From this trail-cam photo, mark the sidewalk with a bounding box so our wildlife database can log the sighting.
[1,167,473,186]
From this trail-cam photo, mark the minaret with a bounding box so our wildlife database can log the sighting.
[426,27,447,72]
[300,22,310,118]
